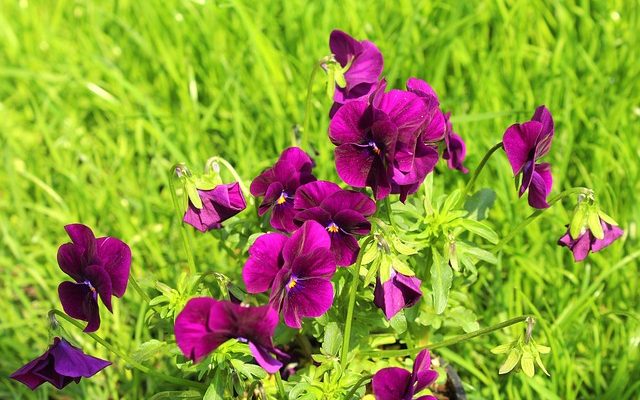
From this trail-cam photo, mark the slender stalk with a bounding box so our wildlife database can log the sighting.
[384,196,395,229]
[458,142,504,205]
[128,275,151,303]
[360,315,530,358]
[48,310,207,391]
[341,236,374,369]
[274,372,286,399]
[205,156,249,196]
[494,187,592,251]
[344,374,373,399]
[168,164,197,275]
[302,61,322,149]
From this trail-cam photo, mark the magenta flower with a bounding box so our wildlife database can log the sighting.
[10,337,110,390]
[294,181,376,266]
[443,112,468,173]
[242,221,336,328]
[502,106,554,208]
[374,270,422,320]
[57,224,131,332]
[183,182,246,232]
[250,147,317,232]
[174,298,284,373]
[329,29,384,117]
[558,219,623,262]
[372,349,439,400]
[329,88,431,200]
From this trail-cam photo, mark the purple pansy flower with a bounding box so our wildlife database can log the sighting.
[558,219,623,262]
[183,182,246,232]
[372,349,439,400]
[242,220,336,328]
[329,29,384,117]
[329,87,431,200]
[443,112,468,173]
[374,270,423,320]
[57,224,131,332]
[294,181,376,266]
[10,337,110,390]
[502,106,554,209]
[250,147,317,232]
[174,298,284,373]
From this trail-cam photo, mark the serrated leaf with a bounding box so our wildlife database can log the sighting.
[520,350,535,377]
[587,210,604,239]
[459,219,499,244]
[498,349,520,374]
[391,257,414,276]
[235,362,267,379]
[389,311,407,334]
[322,322,343,356]
[570,205,587,239]
[431,250,453,314]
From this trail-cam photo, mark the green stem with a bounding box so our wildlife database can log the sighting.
[274,372,286,399]
[168,164,197,275]
[48,310,207,391]
[302,61,322,149]
[360,315,530,358]
[458,142,504,206]
[341,236,374,369]
[205,156,249,196]
[494,187,592,252]
[384,197,395,229]
[344,374,373,400]
[128,275,151,303]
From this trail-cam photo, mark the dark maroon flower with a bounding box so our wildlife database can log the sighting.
[174,297,284,373]
[443,112,468,173]
[329,88,431,200]
[502,106,554,209]
[57,224,131,332]
[374,270,422,320]
[10,337,110,390]
[558,219,623,262]
[294,181,376,266]
[243,221,336,328]
[183,182,246,232]
[250,147,317,232]
[329,30,384,117]
[372,349,438,400]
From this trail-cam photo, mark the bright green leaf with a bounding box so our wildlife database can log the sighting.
[321,322,343,356]
[498,349,521,375]
[459,219,499,244]
[431,249,453,314]
[587,209,604,239]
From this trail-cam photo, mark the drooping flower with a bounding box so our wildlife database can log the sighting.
[174,297,284,373]
[294,181,376,266]
[328,29,384,117]
[443,112,468,173]
[242,220,336,328]
[183,182,246,232]
[502,106,554,208]
[374,269,422,320]
[372,349,439,400]
[558,219,623,262]
[57,224,131,332]
[250,147,316,232]
[10,337,111,390]
[329,88,431,200]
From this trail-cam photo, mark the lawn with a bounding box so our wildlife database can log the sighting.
[1,0,638,399]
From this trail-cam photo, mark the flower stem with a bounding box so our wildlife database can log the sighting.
[360,315,530,358]
[493,187,593,252]
[302,61,322,149]
[384,196,396,230]
[274,372,286,399]
[128,275,151,303]
[48,310,207,391]
[205,156,249,196]
[458,142,504,206]
[341,236,374,369]
[344,374,373,399]
[168,164,197,275]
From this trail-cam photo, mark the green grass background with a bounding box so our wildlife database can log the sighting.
[1,0,638,398]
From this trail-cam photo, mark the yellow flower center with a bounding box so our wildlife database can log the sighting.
[287,278,297,289]
[276,192,288,205]
[326,223,340,233]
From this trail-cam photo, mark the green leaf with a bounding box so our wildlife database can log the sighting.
[448,306,479,333]
[334,69,346,88]
[185,178,202,209]
[379,254,393,283]
[195,173,222,190]
[459,219,499,244]
[459,243,497,264]
[431,249,453,314]
[534,351,550,376]
[597,209,618,226]
[445,240,459,272]
[498,349,521,375]
[535,344,551,354]
[203,369,226,400]
[520,350,535,377]
[363,258,381,287]
[464,188,496,220]
[130,340,168,364]
[392,237,418,255]
[389,311,407,334]
[587,209,604,239]
[391,257,414,276]
[361,244,379,265]
[326,67,336,98]
[441,189,461,215]
[321,322,343,356]
[491,342,515,354]
[570,205,587,239]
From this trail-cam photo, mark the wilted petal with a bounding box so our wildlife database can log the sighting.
[95,237,131,298]
[58,281,101,333]
[374,272,423,320]
[243,232,288,293]
[527,163,552,209]
[294,181,342,210]
[444,131,468,173]
[372,367,412,400]
[558,230,591,262]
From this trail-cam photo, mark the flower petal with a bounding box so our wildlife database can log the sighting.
[343,39,384,89]
[294,207,333,228]
[270,202,298,232]
[95,237,131,298]
[527,163,553,209]
[64,224,96,258]
[85,265,113,312]
[282,277,334,328]
[282,221,332,265]
[294,181,342,210]
[502,121,542,175]
[58,281,101,333]
[248,342,282,374]
[174,298,230,362]
[332,209,371,236]
[372,367,412,400]
[321,190,376,217]
[57,243,85,281]
[329,232,360,267]
[51,339,111,378]
[243,232,288,293]
[406,77,439,102]
[329,100,370,145]
[591,221,623,253]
